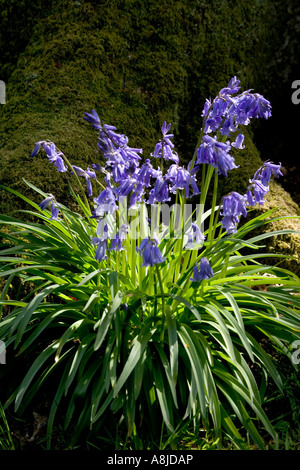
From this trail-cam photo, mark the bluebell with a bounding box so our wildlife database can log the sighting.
[191,258,214,281]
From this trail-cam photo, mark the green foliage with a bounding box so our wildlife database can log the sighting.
[0,402,15,450]
[0,174,300,449]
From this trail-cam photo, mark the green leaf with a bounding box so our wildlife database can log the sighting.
[77,269,101,287]
[214,366,276,443]
[55,319,87,361]
[200,303,236,360]
[165,309,179,385]
[209,296,255,362]
[152,359,175,433]
[178,324,207,418]
[154,344,178,408]
[83,289,100,312]
[64,334,94,396]
[169,293,201,323]
[15,340,61,411]
[113,320,157,397]
[13,284,64,347]
[94,291,123,351]
[133,349,147,400]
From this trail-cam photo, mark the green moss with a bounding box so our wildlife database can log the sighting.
[247,182,300,276]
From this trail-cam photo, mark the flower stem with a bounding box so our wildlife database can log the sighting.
[155,264,165,315]
[208,170,218,246]
[174,192,186,282]
[61,152,91,211]
[60,209,76,244]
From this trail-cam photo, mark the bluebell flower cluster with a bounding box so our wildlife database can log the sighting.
[83,112,201,263]
[31,77,281,279]
[196,135,239,177]
[220,161,283,234]
[220,192,248,234]
[201,77,271,137]
[246,161,283,207]
[31,141,67,173]
[195,76,272,183]
[136,236,166,268]
[151,121,179,164]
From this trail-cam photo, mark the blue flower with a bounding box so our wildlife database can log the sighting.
[83,109,102,130]
[114,177,136,198]
[202,77,241,134]
[191,258,214,281]
[231,133,245,149]
[91,163,103,173]
[30,141,44,157]
[39,195,60,220]
[260,161,283,186]
[72,165,97,196]
[152,121,179,163]
[39,195,55,211]
[148,176,171,204]
[201,78,271,136]
[136,236,166,267]
[185,223,205,249]
[219,76,241,95]
[220,191,247,234]
[84,110,143,185]
[109,224,129,251]
[91,237,107,262]
[201,98,211,118]
[246,161,282,207]
[129,182,145,209]
[50,202,60,221]
[196,135,238,177]
[247,179,269,206]
[228,92,272,126]
[220,116,238,136]
[92,183,118,218]
[137,159,161,188]
[166,164,200,198]
[41,142,67,172]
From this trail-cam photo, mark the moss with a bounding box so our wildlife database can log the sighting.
[247,182,300,276]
